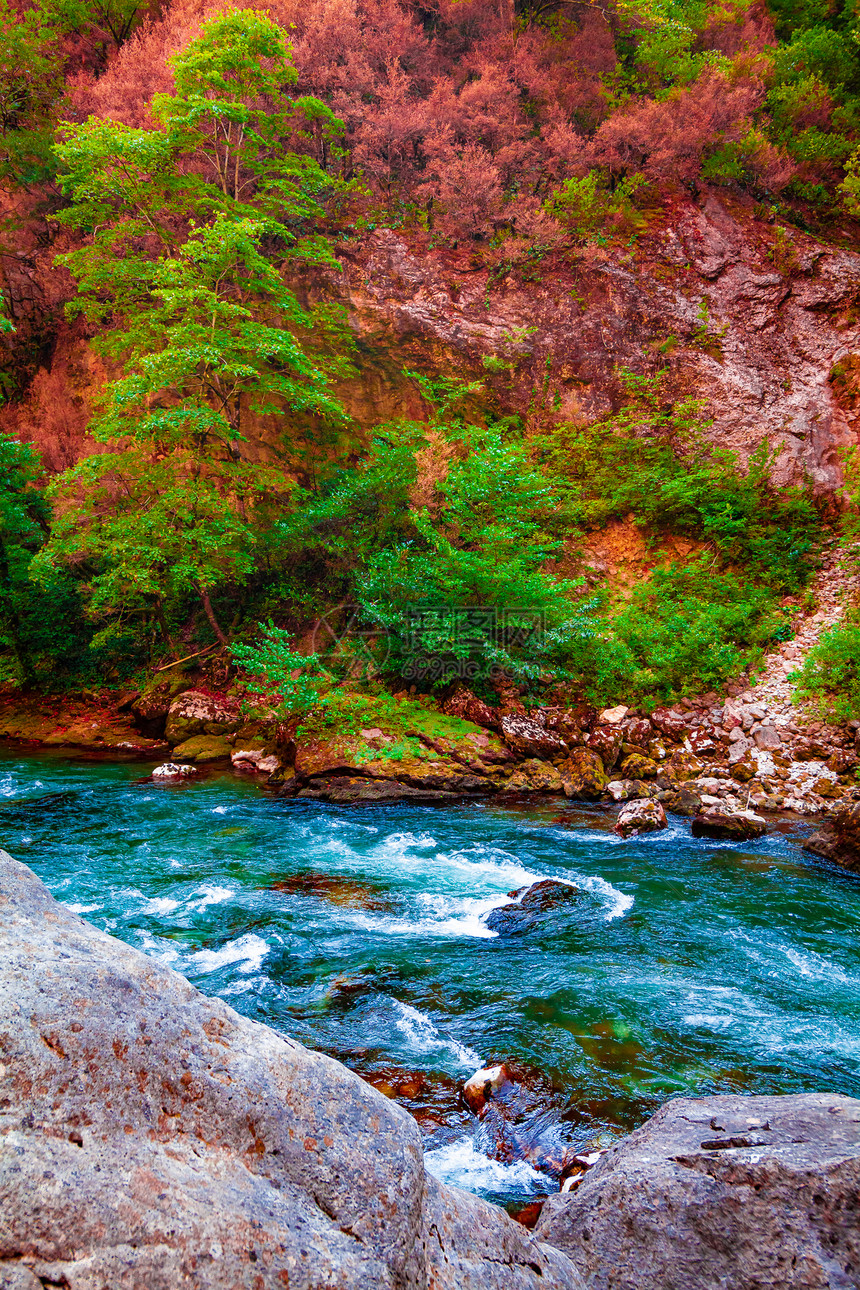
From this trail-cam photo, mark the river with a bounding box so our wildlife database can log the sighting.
[3,748,859,1210]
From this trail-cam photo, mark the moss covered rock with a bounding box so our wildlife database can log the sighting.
[171,734,233,763]
[561,749,607,800]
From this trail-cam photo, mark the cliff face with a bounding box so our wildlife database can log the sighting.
[333,193,860,492]
[3,188,859,493]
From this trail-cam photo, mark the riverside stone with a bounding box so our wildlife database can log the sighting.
[534,1092,860,1290]
[599,705,628,724]
[753,725,783,750]
[560,748,607,799]
[502,759,564,793]
[586,725,623,771]
[442,686,500,730]
[649,707,687,740]
[803,802,860,873]
[500,715,568,760]
[165,690,238,744]
[0,851,584,1290]
[661,786,702,816]
[171,733,233,762]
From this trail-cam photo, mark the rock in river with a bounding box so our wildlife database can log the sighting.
[534,1092,860,1290]
[0,850,583,1290]
[804,801,860,873]
[614,798,667,838]
[151,762,199,779]
[485,879,586,936]
[691,806,768,840]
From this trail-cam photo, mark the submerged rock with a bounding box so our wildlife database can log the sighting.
[485,879,586,936]
[803,801,860,873]
[614,799,667,838]
[0,850,583,1290]
[534,1092,860,1290]
[691,807,768,840]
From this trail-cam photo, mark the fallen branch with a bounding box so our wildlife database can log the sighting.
[154,643,222,673]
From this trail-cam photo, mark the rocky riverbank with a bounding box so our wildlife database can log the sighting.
[2,849,859,1290]
[2,675,860,865]
[1,548,859,866]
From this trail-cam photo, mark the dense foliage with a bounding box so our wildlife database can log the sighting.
[0,0,845,710]
[790,610,860,720]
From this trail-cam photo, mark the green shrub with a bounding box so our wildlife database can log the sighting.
[538,371,822,592]
[556,559,786,706]
[790,611,860,720]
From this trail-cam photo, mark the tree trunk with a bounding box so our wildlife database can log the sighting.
[0,537,37,689]
[199,587,228,644]
[153,598,176,651]
[499,0,514,36]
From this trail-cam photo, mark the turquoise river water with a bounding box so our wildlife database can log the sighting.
[3,748,860,1208]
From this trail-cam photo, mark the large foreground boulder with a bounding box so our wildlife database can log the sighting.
[534,1092,860,1290]
[0,852,582,1290]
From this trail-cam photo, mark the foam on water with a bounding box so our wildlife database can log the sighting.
[391,1000,482,1070]
[139,895,181,916]
[573,871,634,921]
[424,1138,548,1195]
[190,932,269,975]
[782,945,856,986]
[187,884,236,911]
[343,894,503,940]
[64,901,103,915]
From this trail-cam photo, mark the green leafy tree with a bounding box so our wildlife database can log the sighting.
[38,11,351,645]
[0,0,64,184]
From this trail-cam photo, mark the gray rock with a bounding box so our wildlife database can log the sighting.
[728,737,752,764]
[0,851,583,1290]
[534,1092,860,1290]
[754,725,783,750]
